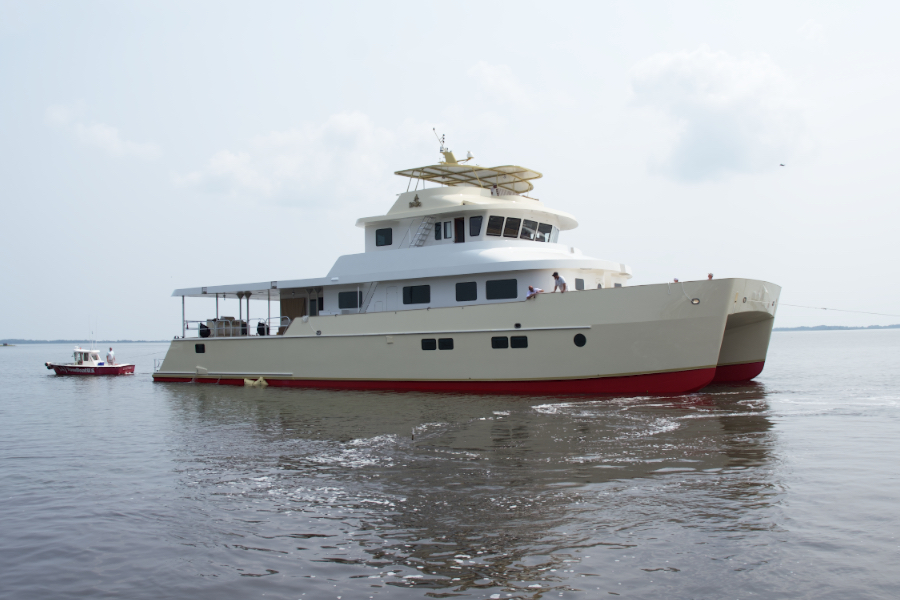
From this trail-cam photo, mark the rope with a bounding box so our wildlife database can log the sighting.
[780,303,900,318]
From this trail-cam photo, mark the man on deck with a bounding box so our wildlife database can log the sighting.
[552,272,567,293]
[106,347,115,365]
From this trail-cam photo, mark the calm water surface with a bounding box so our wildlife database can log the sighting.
[1,331,898,599]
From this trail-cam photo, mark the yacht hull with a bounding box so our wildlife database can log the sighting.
[154,278,779,396]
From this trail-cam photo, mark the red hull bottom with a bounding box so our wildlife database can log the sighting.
[711,361,765,383]
[154,367,716,396]
[52,365,135,376]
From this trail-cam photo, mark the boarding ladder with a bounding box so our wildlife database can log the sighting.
[409,217,435,247]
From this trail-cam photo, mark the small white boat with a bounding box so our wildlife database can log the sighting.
[46,348,135,376]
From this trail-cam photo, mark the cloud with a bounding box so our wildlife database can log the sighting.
[799,19,825,42]
[631,46,804,182]
[467,61,535,111]
[176,112,435,205]
[45,105,161,159]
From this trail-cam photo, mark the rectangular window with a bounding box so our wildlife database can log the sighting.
[486,216,504,236]
[456,281,477,302]
[375,228,392,247]
[503,217,522,238]
[511,336,528,348]
[614,283,623,288]
[435,223,442,240]
[575,278,585,291]
[318,297,324,312]
[469,216,483,236]
[491,336,509,349]
[438,338,454,350]
[195,343,205,353]
[338,291,362,309]
[421,339,436,350]
[536,223,553,242]
[486,279,518,300]
[444,221,452,239]
[520,219,537,240]
[550,227,559,243]
[403,285,431,305]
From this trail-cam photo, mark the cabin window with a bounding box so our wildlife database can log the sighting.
[421,339,437,350]
[486,216,504,236]
[338,291,363,309]
[520,219,537,240]
[536,223,553,242]
[469,216,483,236]
[503,217,522,238]
[435,224,442,240]
[403,285,431,305]
[575,278,585,291]
[375,228,392,247]
[597,283,603,289]
[444,221,452,239]
[486,279,517,300]
[195,344,205,353]
[491,336,509,349]
[614,283,623,288]
[456,281,477,302]
[511,336,528,348]
[438,338,454,350]
[550,227,559,243]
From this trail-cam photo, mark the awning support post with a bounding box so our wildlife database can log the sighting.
[216,294,219,319]
[181,296,185,338]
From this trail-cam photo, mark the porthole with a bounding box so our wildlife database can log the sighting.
[691,298,700,305]
[514,323,521,329]
[316,330,322,336]
[574,334,586,347]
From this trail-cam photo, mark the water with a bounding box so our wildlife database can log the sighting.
[1,331,898,599]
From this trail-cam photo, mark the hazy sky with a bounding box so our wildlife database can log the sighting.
[2,1,898,340]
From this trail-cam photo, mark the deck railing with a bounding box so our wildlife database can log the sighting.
[181,316,293,339]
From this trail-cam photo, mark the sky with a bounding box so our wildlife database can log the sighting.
[1,1,898,340]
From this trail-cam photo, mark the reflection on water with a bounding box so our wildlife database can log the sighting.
[159,382,777,598]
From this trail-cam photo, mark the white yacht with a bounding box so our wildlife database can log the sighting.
[153,146,780,394]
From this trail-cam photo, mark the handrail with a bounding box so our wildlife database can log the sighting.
[182,316,292,338]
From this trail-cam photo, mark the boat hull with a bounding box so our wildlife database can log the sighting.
[154,278,779,396]
[51,364,135,376]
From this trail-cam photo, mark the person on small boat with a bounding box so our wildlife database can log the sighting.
[552,272,567,293]
[106,347,115,365]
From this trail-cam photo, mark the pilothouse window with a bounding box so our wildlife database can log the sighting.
[536,223,552,242]
[444,221,452,239]
[469,216,483,236]
[486,216,504,236]
[503,218,522,238]
[520,220,537,240]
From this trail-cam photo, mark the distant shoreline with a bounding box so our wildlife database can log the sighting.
[0,339,168,344]
[773,324,900,332]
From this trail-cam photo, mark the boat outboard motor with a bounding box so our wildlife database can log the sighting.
[257,321,268,336]
[199,323,211,338]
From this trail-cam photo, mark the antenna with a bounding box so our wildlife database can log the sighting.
[432,128,445,151]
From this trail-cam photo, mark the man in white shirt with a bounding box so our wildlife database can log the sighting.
[106,347,115,365]
[552,272,567,293]
[526,285,543,300]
